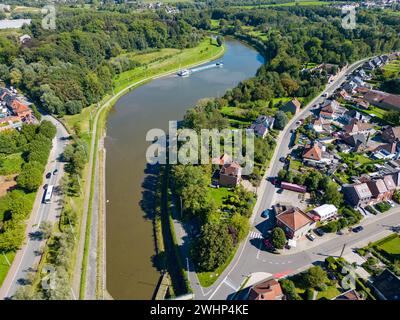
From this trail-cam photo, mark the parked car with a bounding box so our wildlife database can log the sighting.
[261,209,270,219]
[43,184,48,190]
[46,172,51,179]
[279,157,286,163]
[263,239,276,253]
[387,200,395,207]
[314,228,325,237]
[53,169,58,175]
[337,230,344,235]
[352,226,364,233]
[306,233,316,241]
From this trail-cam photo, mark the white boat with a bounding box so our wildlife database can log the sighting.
[216,62,224,67]
[177,69,190,77]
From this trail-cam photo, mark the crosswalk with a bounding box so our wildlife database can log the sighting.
[249,231,263,239]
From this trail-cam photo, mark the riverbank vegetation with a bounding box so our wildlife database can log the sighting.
[0,121,56,287]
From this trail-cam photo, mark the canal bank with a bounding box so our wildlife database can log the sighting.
[105,39,264,300]
[74,39,227,299]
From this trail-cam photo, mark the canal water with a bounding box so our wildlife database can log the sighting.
[105,39,264,299]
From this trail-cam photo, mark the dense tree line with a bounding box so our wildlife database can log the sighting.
[0,9,203,115]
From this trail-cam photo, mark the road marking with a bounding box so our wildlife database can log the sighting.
[223,277,239,291]
[249,231,263,239]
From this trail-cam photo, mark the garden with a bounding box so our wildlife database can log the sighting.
[357,234,400,277]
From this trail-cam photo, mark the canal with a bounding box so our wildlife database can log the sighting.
[105,39,264,299]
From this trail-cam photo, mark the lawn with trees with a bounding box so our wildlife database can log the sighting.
[0,121,56,287]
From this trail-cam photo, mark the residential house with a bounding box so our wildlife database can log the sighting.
[281,98,301,115]
[343,119,374,136]
[353,98,370,109]
[342,110,370,124]
[391,171,400,188]
[342,133,368,152]
[247,277,283,300]
[342,183,373,207]
[372,56,383,68]
[310,204,338,222]
[371,269,400,300]
[319,100,346,120]
[363,90,400,111]
[276,207,315,240]
[249,115,274,138]
[343,81,358,94]
[19,34,31,44]
[219,161,242,187]
[302,141,333,165]
[309,117,331,133]
[381,126,400,144]
[366,178,393,203]
[337,89,352,101]
[372,143,399,160]
[363,60,375,70]
[334,289,364,300]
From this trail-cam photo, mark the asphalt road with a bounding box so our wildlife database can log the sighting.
[0,115,69,299]
[187,57,374,300]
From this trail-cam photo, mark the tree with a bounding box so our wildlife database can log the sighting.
[280,279,300,300]
[39,221,53,240]
[271,227,286,249]
[17,161,43,192]
[65,100,83,115]
[38,120,56,140]
[274,111,288,130]
[303,266,328,289]
[230,213,250,242]
[194,222,234,271]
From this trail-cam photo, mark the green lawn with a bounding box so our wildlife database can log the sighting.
[377,235,400,256]
[0,251,16,287]
[316,285,341,300]
[208,187,232,208]
[113,39,224,93]
[0,153,24,175]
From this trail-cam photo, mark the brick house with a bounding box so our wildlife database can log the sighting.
[342,183,373,207]
[219,161,242,187]
[381,126,400,144]
[247,277,283,300]
[276,207,315,240]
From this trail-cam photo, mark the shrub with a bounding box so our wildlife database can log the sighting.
[375,202,391,213]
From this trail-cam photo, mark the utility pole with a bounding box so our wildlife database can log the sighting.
[180,196,183,219]
[339,243,346,258]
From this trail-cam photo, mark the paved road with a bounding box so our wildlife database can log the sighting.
[186,57,373,300]
[0,115,70,299]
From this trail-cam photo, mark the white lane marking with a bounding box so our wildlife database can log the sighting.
[223,277,239,291]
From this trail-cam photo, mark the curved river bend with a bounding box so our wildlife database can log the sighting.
[105,40,264,299]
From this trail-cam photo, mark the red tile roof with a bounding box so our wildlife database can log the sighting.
[276,207,314,232]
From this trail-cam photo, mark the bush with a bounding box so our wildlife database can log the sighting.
[375,202,391,213]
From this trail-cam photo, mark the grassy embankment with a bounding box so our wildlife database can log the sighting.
[62,38,225,299]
